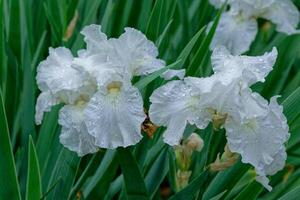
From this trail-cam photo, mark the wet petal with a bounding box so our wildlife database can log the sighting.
[161,69,186,80]
[263,0,300,35]
[110,28,165,76]
[58,105,98,156]
[35,91,59,125]
[149,80,210,145]
[80,24,110,56]
[225,96,289,180]
[211,46,277,85]
[36,47,84,94]
[209,12,258,55]
[84,84,145,148]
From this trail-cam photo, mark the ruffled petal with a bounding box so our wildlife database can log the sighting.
[262,0,300,35]
[109,28,165,76]
[36,47,84,93]
[149,80,210,145]
[73,53,130,91]
[84,84,145,148]
[35,91,59,125]
[255,148,286,191]
[211,46,277,85]
[225,95,289,180]
[161,69,186,80]
[58,105,98,156]
[80,24,110,55]
[209,12,258,55]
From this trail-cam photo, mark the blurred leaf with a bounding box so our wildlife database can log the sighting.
[233,181,263,200]
[83,150,119,199]
[45,148,80,199]
[0,91,21,199]
[169,171,209,200]
[282,86,300,125]
[145,147,169,199]
[278,185,300,200]
[186,3,224,76]
[203,161,250,200]
[146,0,165,41]
[26,136,42,200]
[117,147,148,200]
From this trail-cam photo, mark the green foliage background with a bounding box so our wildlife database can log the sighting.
[1,0,300,199]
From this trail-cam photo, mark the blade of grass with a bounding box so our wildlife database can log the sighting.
[26,136,42,200]
[117,147,149,200]
[0,90,21,199]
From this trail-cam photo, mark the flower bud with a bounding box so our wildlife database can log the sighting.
[209,145,239,172]
[185,133,204,152]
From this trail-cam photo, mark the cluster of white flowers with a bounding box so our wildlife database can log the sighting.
[209,0,300,55]
[35,23,291,191]
[35,24,165,156]
[149,46,289,190]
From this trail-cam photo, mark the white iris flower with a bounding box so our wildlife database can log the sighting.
[209,0,300,54]
[149,46,289,190]
[35,24,165,155]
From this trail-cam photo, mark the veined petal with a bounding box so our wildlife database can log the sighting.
[225,96,289,180]
[149,80,210,145]
[209,12,258,55]
[35,91,59,125]
[109,27,165,77]
[84,84,145,148]
[262,0,300,35]
[161,69,186,80]
[36,47,84,93]
[58,105,98,156]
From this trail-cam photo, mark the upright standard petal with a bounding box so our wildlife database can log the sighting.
[58,104,98,156]
[109,28,165,77]
[80,24,110,56]
[209,12,258,55]
[35,91,59,125]
[84,83,146,149]
[149,80,210,145]
[262,0,300,35]
[211,46,277,85]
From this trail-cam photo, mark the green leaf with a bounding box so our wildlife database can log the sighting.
[26,136,42,200]
[45,148,80,199]
[278,185,300,200]
[209,191,227,200]
[134,59,182,90]
[186,2,224,76]
[83,150,119,199]
[117,147,148,200]
[232,181,262,200]
[282,86,300,125]
[145,147,169,199]
[36,105,61,174]
[145,0,165,41]
[0,91,21,199]
[203,161,250,200]
[169,171,209,200]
